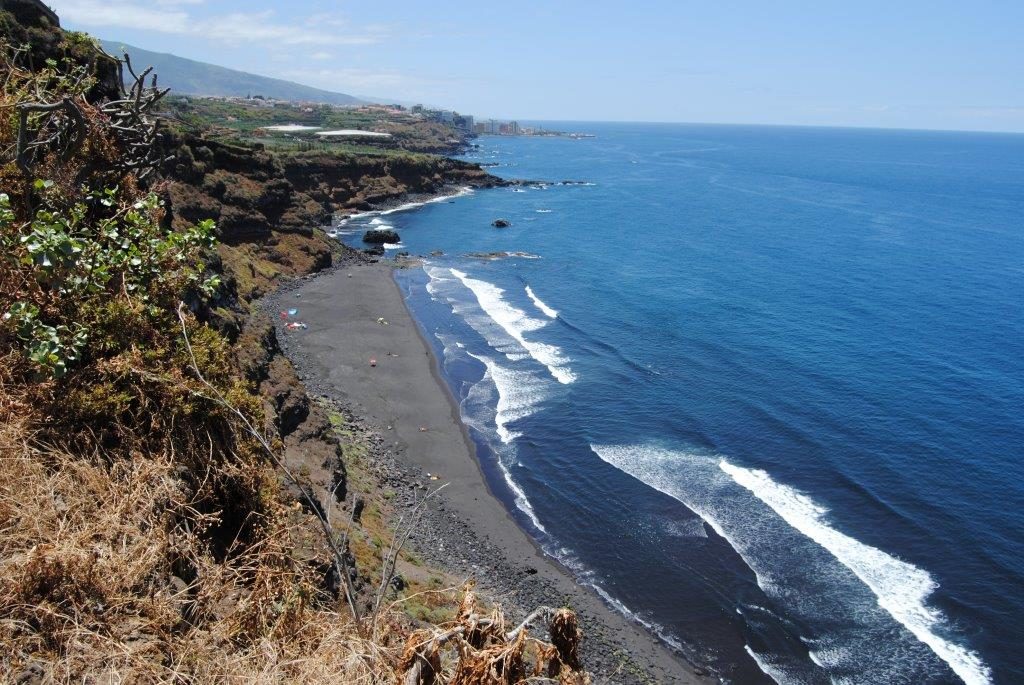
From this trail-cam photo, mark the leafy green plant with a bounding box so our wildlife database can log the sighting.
[0,188,220,377]
[2,301,87,377]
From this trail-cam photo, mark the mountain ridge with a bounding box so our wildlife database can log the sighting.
[100,39,367,105]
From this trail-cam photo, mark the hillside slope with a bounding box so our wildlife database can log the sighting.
[100,39,366,105]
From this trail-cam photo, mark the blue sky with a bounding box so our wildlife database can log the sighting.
[50,0,1024,132]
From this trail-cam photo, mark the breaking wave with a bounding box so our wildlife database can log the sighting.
[721,461,992,685]
[337,187,474,225]
[449,269,575,383]
[525,285,558,318]
[467,353,546,444]
[590,444,992,685]
[453,350,547,534]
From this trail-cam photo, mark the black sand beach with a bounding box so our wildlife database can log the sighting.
[268,260,712,683]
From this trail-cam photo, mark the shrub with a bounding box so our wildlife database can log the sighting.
[0,188,219,377]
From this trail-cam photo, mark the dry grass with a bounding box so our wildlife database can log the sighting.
[0,415,409,683]
[0,407,590,685]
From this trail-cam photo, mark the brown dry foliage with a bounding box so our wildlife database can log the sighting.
[399,587,589,685]
[0,414,410,683]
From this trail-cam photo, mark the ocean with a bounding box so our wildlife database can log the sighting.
[335,123,1024,684]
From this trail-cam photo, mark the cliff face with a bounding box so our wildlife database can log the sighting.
[161,131,501,309]
[164,133,498,239]
[280,151,496,211]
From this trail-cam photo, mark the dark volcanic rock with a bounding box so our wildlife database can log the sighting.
[362,229,400,244]
[364,244,385,256]
[491,218,511,228]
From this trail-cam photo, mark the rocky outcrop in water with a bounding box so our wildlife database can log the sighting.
[362,228,400,244]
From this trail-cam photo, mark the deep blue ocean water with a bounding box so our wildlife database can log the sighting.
[337,123,1024,684]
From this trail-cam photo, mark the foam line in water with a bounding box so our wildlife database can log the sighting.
[499,463,546,534]
[426,267,528,362]
[525,285,558,318]
[379,186,475,216]
[448,345,546,532]
[720,460,992,685]
[744,645,795,685]
[338,187,474,225]
[468,353,546,444]
[590,584,684,652]
[450,269,576,383]
[548,545,687,653]
[590,444,992,685]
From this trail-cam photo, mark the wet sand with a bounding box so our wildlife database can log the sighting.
[272,261,712,683]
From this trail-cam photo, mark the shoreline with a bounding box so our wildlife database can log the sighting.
[268,259,712,684]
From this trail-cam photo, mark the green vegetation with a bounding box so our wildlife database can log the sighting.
[163,95,466,153]
[1,188,217,377]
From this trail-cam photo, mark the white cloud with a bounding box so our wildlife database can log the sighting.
[309,51,334,61]
[55,1,189,33]
[279,67,407,91]
[51,1,386,46]
[274,67,462,102]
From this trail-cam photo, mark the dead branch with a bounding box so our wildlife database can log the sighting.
[372,482,448,635]
[174,303,361,624]
[15,98,86,174]
[506,606,556,643]
[13,48,171,180]
[399,587,588,685]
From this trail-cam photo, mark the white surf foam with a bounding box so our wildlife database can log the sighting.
[525,285,558,318]
[382,242,405,250]
[455,351,547,533]
[337,187,474,225]
[425,267,528,362]
[720,461,992,685]
[744,645,796,685]
[450,269,575,383]
[498,463,546,534]
[591,584,685,652]
[545,545,688,653]
[467,353,545,444]
[662,517,707,539]
[590,444,992,685]
[379,186,475,216]
[431,331,546,536]
[536,208,553,213]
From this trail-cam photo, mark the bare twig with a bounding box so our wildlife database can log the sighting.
[15,98,86,174]
[173,303,361,623]
[371,482,447,635]
[506,606,556,642]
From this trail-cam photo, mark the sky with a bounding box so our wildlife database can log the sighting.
[50,0,1024,132]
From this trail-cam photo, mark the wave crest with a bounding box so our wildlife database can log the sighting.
[591,444,992,685]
